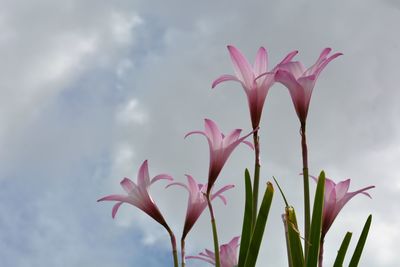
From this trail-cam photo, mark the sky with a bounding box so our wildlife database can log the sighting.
[1,0,399,266]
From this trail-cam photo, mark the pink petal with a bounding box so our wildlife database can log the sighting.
[304,48,333,76]
[335,179,350,200]
[242,140,254,150]
[278,50,299,65]
[228,236,240,248]
[227,45,254,88]
[216,195,228,205]
[165,182,189,192]
[151,173,173,184]
[212,74,242,89]
[112,202,123,218]
[186,256,215,265]
[223,129,242,147]
[185,174,201,196]
[212,184,235,204]
[120,177,136,193]
[313,52,343,78]
[253,47,268,77]
[184,130,206,139]
[204,118,223,146]
[137,160,151,188]
[276,69,308,121]
[97,194,131,203]
[278,61,306,79]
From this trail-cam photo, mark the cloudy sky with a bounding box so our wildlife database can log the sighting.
[1,0,399,266]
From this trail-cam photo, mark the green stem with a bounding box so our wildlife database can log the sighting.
[301,122,310,259]
[167,227,179,267]
[207,194,220,267]
[252,130,261,229]
[181,238,186,267]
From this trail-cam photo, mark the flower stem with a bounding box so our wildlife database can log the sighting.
[181,238,186,267]
[252,130,261,229]
[301,122,311,259]
[166,227,179,267]
[319,238,324,267]
[207,194,221,267]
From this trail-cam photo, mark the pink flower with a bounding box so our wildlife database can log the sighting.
[187,236,240,267]
[275,48,342,124]
[186,118,254,193]
[212,45,298,129]
[311,175,375,237]
[167,175,234,239]
[98,160,173,228]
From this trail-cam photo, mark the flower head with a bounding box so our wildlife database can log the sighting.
[311,175,375,238]
[212,45,298,129]
[186,118,254,193]
[275,48,342,124]
[167,175,234,239]
[187,236,240,267]
[98,160,173,228]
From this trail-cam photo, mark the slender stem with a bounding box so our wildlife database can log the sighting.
[301,122,311,260]
[166,227,179,267]
[319,238,324,267]
[181,238,186,267]
[252,130,261,229]
[207,194,220,267]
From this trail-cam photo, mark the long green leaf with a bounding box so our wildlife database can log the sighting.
[244,182,274,267]
[333,232,352,267]
[238,169,253,267]
[286,207,305,267]
[349,215,372,267]
[306,171,325,267]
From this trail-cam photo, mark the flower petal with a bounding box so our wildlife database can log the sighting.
[242,140,254,150]
[151,174,173,184]
[137,160,151,188]
[223,129,242,147]
[120,177,136,193]
[165,182,189,191]
[212,184,235,205]
[184,130,206,139]
[335,179,350,200]
[204,118,223,147]
[313,52,343,78]
[112,202,123,218]
[278,61,306,79]
[212,74,242,89]
[253,47,268,77]
[186,255,215,265]
[278,50,299,65]
[97,194,131,203]
[227,45,254,88]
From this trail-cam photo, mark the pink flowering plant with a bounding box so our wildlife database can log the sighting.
[98,45,374,267]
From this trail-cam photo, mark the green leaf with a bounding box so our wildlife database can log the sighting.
[273,176,289,207]
[306,171,325,267]
[238,169,253,267]
[333,232,352,267]
[244,182,274,267]
[285,207,305,267]
[349,215,372,267]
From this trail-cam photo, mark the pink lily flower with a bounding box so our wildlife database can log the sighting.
[98,160,173,228]
[167,175,234,239]
[275,48,342,124]
[187,236,240,267]
[310,175,375,238]
[212,45,298,129]
[186,118,255,193]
